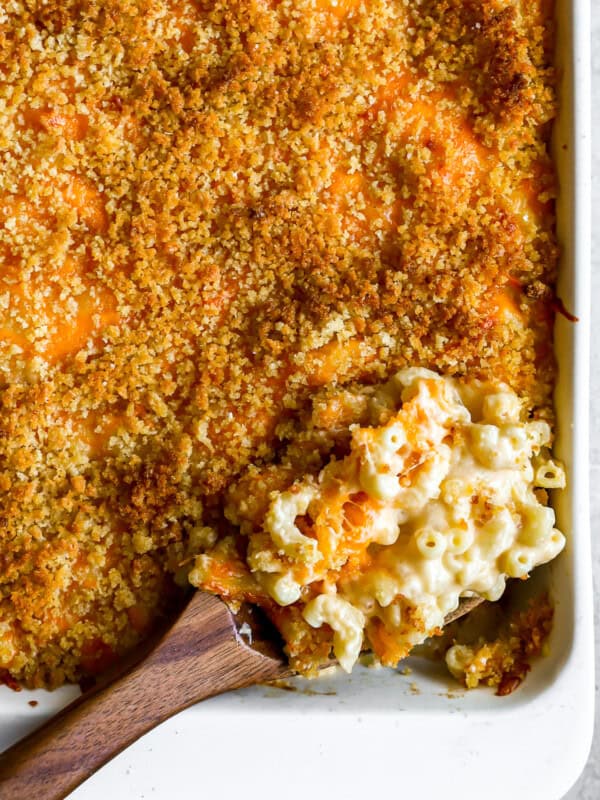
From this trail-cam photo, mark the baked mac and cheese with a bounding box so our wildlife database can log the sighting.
[0,0,563,689]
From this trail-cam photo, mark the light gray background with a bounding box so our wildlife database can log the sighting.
[563,3,599,797]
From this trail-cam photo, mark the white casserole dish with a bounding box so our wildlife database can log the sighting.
[0,0,593,797]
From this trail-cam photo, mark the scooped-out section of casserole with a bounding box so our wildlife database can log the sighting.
[190,369,565,676]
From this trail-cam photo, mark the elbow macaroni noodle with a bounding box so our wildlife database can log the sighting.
[194,369,566,672]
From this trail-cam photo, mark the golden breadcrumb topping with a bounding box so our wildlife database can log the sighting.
[443,592,555,695]
[0,0,558,687]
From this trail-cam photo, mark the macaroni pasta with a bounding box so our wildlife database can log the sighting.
[191,369,565,673]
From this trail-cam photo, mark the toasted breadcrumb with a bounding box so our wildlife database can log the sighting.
[444,593,554,695]
[0,0,558,688]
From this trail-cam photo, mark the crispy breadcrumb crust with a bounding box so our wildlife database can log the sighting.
[443,593,555,695]
[0,0,558,687]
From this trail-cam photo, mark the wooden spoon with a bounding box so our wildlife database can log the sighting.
[0,592,481,800]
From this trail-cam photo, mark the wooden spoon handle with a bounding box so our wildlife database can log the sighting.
[0,594,283,800]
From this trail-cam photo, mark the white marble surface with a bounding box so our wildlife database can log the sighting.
[563,3,600,797]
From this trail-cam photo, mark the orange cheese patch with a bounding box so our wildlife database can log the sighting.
[62,175,108,234]
[305,338,368,386]
[485,285,524,328]
[326,170,402,240]
[369,71,413,116]
[368,77,493,194]
[508,175,554,236]
[315,0,361,19]
[0,266,119,363]
[402,101,490,189]
[22,106,89,141]
[0,166,112,362]
[165,1,200,53]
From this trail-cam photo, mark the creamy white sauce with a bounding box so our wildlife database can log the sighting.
[247,369,566,671]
